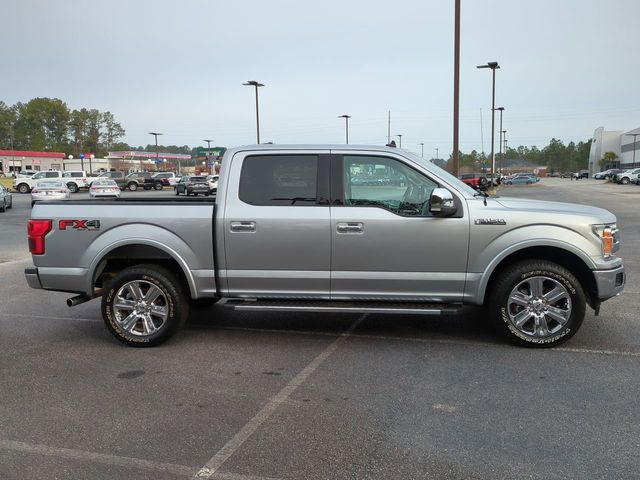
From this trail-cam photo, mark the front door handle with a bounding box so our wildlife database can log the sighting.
[336,222,364,234]
[230,221,256,233]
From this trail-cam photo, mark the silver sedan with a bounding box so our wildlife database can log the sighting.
[0,185,12,212]
[90,179,121,198]
[31,180,71,206]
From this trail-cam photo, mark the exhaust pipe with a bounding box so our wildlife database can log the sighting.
[67,295,92,307]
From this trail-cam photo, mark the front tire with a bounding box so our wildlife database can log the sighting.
[18,183,30,194]
[128,182,138,191]
[621,177,630,185]
[488,260,586,347]
[101,264,189,347]
[0,200,5,212]
[67,182,79,193]
[154,182,163,191]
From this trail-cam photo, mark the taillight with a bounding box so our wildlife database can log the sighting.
[27,219,52,255]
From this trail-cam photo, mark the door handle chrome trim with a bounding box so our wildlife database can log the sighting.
[336,222,364,234]
[230,221,256,233]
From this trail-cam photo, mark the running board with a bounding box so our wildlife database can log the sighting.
[227,299,460,315]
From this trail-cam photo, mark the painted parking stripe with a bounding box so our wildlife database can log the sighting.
[194,314,368,479]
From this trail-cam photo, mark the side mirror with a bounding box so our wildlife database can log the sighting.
[429,188,457,216]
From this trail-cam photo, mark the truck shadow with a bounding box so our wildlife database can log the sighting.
[184,304,501,346]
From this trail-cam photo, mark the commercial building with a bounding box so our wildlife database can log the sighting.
[588,127,640,173]
[0,150,66,174]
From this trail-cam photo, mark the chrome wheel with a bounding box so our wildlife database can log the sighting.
[113,280,169,336]
[507,276,572,338]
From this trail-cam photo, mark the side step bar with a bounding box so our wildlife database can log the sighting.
[226,299,460,315]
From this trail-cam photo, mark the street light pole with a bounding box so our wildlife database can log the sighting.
[203,139,214,174]
[477,62,500,181]
[243,81,265,144]
[625,133,640,168]
[452,0,461,176]
[148,132,163,171]
[496,107,504,174]
[338,115,351,144]
[395,134,402,148]
[501,130,507,173]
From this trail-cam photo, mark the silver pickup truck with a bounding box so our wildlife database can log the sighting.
[24,145,625,348]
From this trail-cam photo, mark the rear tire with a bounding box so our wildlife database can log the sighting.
[128,182,138,191]
[488,260,586,347]
[154,182,163,191]
[101,264,189,347]
[67,182,79,193]
[621,177,630,185]
[18,183,30,194]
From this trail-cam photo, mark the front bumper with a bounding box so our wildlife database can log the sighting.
[593,265,625,301]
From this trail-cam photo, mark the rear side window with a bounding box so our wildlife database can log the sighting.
[45,171,59,178]
[239,155,318,206]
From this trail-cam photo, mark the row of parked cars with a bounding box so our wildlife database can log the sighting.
[459,172,540,189]
[593,168,640,184]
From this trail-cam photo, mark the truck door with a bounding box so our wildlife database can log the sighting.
[223,151,331,298]
[329,152,469,302]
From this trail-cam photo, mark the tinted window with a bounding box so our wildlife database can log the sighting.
[342,155,438,217]
[45,171,59,178]
[63,172,83,178]
[239,155,318,206]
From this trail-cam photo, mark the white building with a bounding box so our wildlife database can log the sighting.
[589,127,640,173]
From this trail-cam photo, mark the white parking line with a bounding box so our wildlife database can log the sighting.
[0,439,195,476]
[0,439,282,479]
[193,314,368,479]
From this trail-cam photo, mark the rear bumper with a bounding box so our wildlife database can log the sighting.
[593,265,625,301]
[25,268,42,289]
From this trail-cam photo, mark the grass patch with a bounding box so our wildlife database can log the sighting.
[0,178,13,190]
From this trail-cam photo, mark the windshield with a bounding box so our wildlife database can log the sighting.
[401,151,478,197]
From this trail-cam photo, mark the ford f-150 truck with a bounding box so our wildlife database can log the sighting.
[24,145,625,348]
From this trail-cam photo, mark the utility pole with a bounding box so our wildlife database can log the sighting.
[496,107,505,174]
[203,139,214,174]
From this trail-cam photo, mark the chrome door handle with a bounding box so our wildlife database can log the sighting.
[336,222,364,234]
[230,221,256,233]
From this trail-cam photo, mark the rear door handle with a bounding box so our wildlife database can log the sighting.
[336,222,364,234]
[230,221,256,233]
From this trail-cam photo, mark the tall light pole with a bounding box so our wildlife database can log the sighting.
[501,130,507,173]
[338,115,351,144]
[243,80,264,144]
[452,0,461,176]
[477,61,500,181]
[203,139,214,174]
[148,132,163,170]
[496,107,505,174]
[395,134,403,148]
[625,133,640,168]
[435,147,439,161]
[419,142,425,158]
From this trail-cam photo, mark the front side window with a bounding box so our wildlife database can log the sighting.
[342,155,438,216]
[33,172,46,179]
[239,155,318,206]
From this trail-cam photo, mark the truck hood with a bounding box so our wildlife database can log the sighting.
[494,197,616,223]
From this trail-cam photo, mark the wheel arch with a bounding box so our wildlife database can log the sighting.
[90,241,197,299]
[479,245,598,309]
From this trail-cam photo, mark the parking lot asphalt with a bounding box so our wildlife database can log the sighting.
[1,179,639,479]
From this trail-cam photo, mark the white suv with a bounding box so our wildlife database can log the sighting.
[13,170,89,194]
[615,168,640,185]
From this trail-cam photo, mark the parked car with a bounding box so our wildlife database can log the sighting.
[16,169,36,178]
[459,173,488,190]
[13,170,88,194]
[0,184,13,212]
[206,174,220,194]
[504,173,538,185]
[30,180,71,206]
[593,169,622,180]
[90,171,141,191]
[174,175,210,196]
[547,172,560,177]
[614,168,640,185]
[89,179,121,199]
[25,144,625,349]
[560,172,574,178]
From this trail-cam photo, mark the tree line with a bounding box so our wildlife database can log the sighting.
[0,97,126,157]
[450,138,592,173]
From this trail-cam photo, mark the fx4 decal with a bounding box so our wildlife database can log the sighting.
[59,219,101,231]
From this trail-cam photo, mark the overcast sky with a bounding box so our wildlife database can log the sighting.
[2,0,639,156]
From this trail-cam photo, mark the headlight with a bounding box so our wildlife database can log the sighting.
[592,224,619,258]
